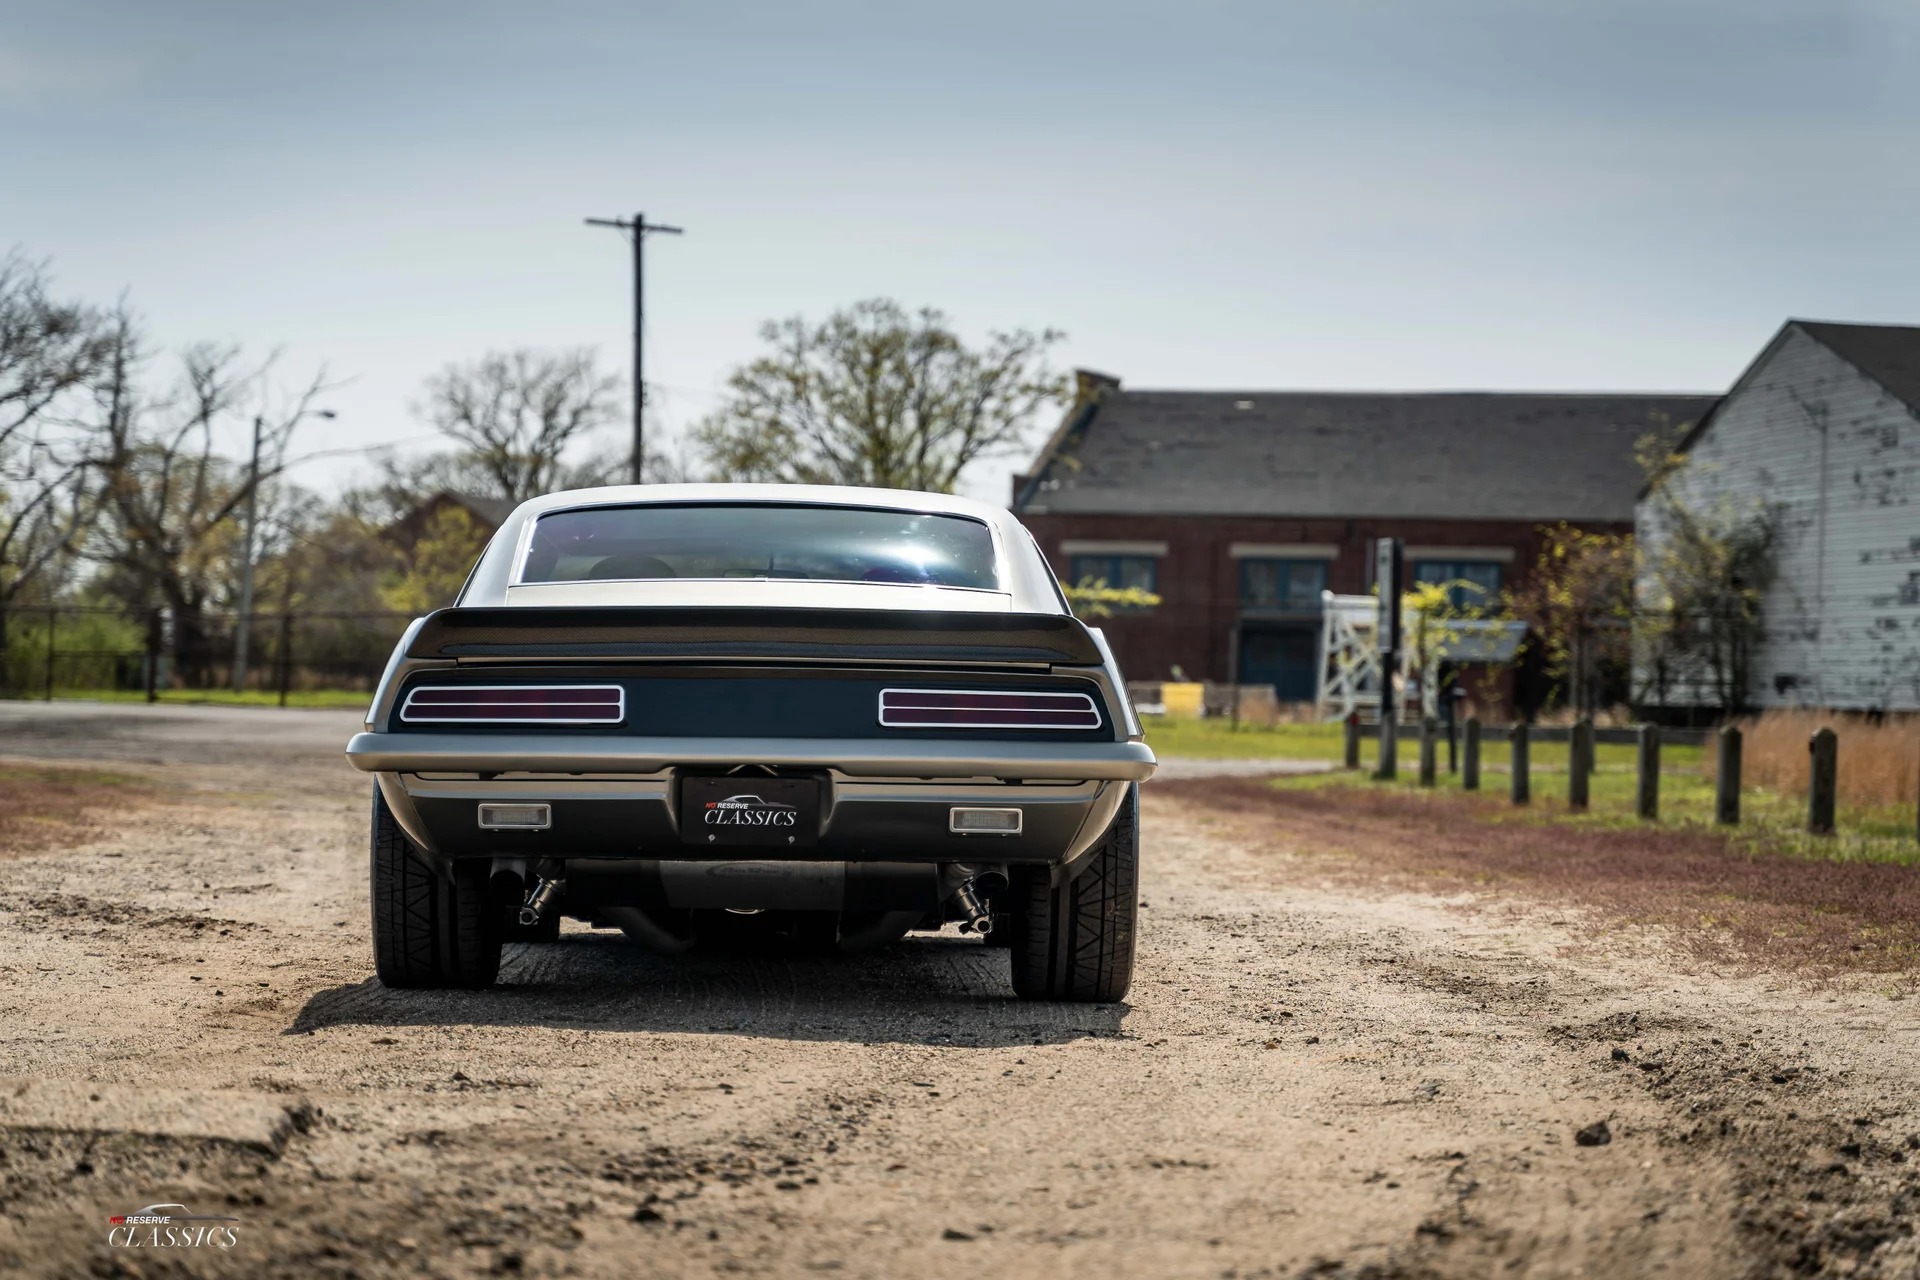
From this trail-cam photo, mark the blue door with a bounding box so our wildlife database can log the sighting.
[1241,626,1318,702]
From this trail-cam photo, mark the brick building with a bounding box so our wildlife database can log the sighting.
[1013,372,1716,713]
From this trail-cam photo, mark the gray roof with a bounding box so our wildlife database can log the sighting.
[1018,386,1719,522]
[1796,321,1920,414]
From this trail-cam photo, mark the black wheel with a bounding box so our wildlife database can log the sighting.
[370,786,501,990]
[1006,783,1139,1002]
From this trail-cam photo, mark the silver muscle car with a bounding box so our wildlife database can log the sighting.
[345,484,1155,1000]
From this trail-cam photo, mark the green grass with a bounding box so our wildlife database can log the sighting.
[12,688,370,709]
[1277,740,1920,865]
[1140,716,1352,760]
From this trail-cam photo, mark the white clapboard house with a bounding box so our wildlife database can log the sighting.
[1636,320,1920,712]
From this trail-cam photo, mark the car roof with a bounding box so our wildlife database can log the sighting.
[455,483,1068,614]
[513,482,1013,525]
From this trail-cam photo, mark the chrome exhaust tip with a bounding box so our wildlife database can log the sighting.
[954,877,993,935]
[519,877,562,927]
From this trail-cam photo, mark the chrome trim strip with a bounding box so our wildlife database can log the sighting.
[347,733,1156,782]
[399,684,627,725]
[877,687,1100,730]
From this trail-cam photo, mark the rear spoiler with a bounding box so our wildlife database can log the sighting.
[406,606,1106,667]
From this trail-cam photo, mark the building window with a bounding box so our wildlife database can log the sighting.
[1239,559,1326,611]
[1412,560,1502,608]
[1068,553,1157,606]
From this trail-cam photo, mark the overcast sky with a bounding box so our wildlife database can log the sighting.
[3,0,1916,502]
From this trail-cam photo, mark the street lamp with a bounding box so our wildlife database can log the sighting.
[231,408,336,692]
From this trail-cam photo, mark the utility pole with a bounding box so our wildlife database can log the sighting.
[232,408,334,692]
[585,212,684,484]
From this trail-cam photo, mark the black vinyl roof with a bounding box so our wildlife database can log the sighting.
[1018,387,1718,522]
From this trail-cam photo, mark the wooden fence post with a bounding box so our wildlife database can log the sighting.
[1716,725,1742,825]
[1419,717,1437,787]
[1463,717,1481,791]
[1808,727,1837,835]
[1510,723,1530,805]
[1377,713,1399,781]
[1568,717,1593,810]
[1636,724,1661,820]
[1343,714,1361,770]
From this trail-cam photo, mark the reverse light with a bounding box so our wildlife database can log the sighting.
[949,806,1023,835]
[477,803,552,830]
[878,688,1101,730]
[400,685,625,725]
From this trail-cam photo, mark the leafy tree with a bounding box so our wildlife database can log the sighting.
[693,299,1066,492]
[415,348,622,504]
[378,503,490,614]
[1503,524,1636,713]
[1636,493,1777,712]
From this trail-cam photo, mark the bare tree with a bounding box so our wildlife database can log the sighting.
[692,299,1067,493]
[0,253,116,687]
[87,316,330,683]
[414,349,622,504]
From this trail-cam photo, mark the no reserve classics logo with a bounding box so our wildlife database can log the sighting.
[703,794,799,828]
[107,1203,241,1250]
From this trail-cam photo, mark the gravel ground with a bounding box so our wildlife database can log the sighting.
[0,705,1917,1278]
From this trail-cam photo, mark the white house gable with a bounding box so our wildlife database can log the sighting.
[1638,322,1920,711]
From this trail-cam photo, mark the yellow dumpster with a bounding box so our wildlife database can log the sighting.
[1161,682,1205,719]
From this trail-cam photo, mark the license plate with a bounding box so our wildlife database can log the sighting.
[680,776,820,848]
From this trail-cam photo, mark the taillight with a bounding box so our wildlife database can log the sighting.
[878,688,1101,730]
[399,685,625,725]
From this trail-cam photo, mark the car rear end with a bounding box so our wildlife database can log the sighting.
[345,487,1154,999]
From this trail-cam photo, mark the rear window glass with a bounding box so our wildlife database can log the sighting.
[519,504,1000,590]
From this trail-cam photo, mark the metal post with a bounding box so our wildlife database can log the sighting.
[1377,714,1399,781]
[232,414,263,692]
[1716,725,1742,825]
[1569,717,1592,810]
[1343,713,1361,770]
[1418,716,1437,786]
[1636,723,1661,821]
[1463,717,1481,791]
[1510,722,1530,805]
[43,604,55,701]
[1808,727,1837,835]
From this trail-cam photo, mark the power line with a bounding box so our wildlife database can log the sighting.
[584,212,684,484]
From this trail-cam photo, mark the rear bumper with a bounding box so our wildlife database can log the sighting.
[375,773,1128,866]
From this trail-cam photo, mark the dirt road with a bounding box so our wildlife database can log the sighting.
[2,704,1918,1278]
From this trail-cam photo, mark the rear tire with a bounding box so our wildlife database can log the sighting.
[1006,783,1138,1002]
[370,787,501,990]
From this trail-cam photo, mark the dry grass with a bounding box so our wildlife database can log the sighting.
[0,763,157,856]
[1731,710,1920,811]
